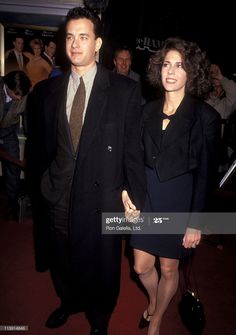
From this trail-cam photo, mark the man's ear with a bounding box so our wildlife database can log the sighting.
[95,37,102,53]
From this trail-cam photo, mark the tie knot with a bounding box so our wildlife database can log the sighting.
[79,76,85,91]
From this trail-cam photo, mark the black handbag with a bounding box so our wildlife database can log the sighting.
[178,256,206,335]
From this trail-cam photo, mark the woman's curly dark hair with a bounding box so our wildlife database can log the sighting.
[146,37,211,99]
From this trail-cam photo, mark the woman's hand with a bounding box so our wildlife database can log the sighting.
[182,227,201,248]
[122,190,140,222]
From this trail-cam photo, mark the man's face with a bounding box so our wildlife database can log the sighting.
[45,42,56,57]
[13,38,24,53]
[66,18,102,73]
[114,50,132,76]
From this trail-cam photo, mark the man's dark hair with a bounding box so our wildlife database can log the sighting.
[44,39,56,47]
[13,34,25,41]
[114,45,133,59]
[4,70,31,97]
[66,6,103,38]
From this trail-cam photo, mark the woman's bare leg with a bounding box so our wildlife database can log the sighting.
[148,257,179,335]
[133,249,158,319]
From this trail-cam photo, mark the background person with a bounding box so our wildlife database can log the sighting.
[113,45,145,104]
[24,40,52,87]
[5,35,29,74]
[41,40,57,67]
[0,70,31,220]
[206,63,236,169]
[113,45,141,82]
[206,63,236,120]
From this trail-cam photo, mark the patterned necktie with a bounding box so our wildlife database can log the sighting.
[69,77,86,151]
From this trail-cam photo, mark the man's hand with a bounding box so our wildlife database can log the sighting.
[210,64,224,82]
[122,190,140,222]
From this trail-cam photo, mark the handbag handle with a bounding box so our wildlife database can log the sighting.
[180,252,200,298]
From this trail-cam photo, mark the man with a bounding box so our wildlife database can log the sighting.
[26,7,145,335]
[113,45,146,104]
[5,35,28,74]
[41,40,57,67]
[113,45,141,82]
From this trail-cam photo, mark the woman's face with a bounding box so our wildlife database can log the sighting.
[33,45,42,57]
[161,50,187,94]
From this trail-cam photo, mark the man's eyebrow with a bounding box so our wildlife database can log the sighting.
[66,33,89,37]
[79,33,89,37]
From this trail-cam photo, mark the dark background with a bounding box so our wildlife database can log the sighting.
[1,0,235,81]
[101,0,235,79]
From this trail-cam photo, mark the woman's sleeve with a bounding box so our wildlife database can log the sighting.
[189,104,221,229]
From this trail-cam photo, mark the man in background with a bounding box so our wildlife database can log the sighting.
[41,40,57,67]
[5,35,28,74]
[113,45,146,104]
[113,45,141,82]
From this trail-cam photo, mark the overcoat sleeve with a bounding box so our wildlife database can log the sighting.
[123,82,146,210]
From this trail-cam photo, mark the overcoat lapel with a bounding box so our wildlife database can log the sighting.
[76,66,109,170]
[145,99,164,151]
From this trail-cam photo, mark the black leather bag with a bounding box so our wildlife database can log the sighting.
[179,289,206,334]
[179,257,206,335]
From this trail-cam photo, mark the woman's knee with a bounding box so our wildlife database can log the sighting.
[160,260,179,280]
[133,251,155,275]
[134,262,154,275]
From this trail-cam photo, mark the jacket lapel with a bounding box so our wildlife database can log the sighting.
[145,95,197,151]
[161,95,196,148]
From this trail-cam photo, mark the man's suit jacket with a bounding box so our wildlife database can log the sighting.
[26,64,146,285]
[5,51,28,74]
[41,52,54,67]
[142,94,221,227]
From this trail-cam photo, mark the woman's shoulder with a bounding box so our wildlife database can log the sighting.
[192,99,221,128]
[189,95,221,122]
[200,100,221,123]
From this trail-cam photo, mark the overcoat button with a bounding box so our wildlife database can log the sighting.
[107,146,112,152]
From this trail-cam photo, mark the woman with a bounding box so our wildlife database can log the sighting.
[122,37,221,335]
[24,40,52,87]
